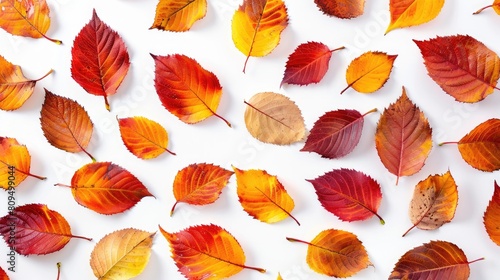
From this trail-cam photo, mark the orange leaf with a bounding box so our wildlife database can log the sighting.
[484,181,500,246]
[170,163,233,216]
[151,0,207,31]
[340,51,397,94]
[375,87,433,185]
[0,204,91,255]
[152,54,231,126]
[232,0,289,72]
[0,55,52,111]
[277,273,283,280]
[314,0,365,19]
[56,162,153,214]
[0,266,8,280]
[90,228,155,279]
[403,171,458,237]
[118,116,175,160]
[287,229,371,277]
[474,0,500,15]
[0,0,61,44]
[233,166,299,225]
[386,0,445,34]
[389,240,484,279]
[40,89,95,161]
[160,224,265,279]
[414,35,500,103]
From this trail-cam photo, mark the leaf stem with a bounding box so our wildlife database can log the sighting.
[340,83,352,95]
[286,237,311,246]
[104,96,110,111]
[164,147,176,156]
[375,213,385,225]
[330,46,345,53]
[402,224,417,237]
[54,183,72,188]
[82,148,96,162]
[235,263,266,273]
[170,201,180,217]
[438,141,459,146]
[56,262,61,280]
[34,69,54,82]
[362,108,378,117]
[42,33,63,45]
[69,234,93,241]
[213,112,232,127]
[469,257,485,264]
[473,5,493,15]
[13,167,46,180]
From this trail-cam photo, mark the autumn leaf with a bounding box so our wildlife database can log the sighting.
[151,0,207,31]
[244,92,306,145]
[0,204,91,255]
[301,108,377,159]
[233,166,299,225]
[414,35,500,103]
[160,224,265,279]
[440,118,500,171]
[90,228,154,280]
[307,168,384,224]
[287,229,371,277]
[118,116,175,160]
[281,42,344,87]
[277,273,283,280]
[389,240,484,279]
[403,171,458,237]
[0,0,61,44]
[71,9,130,111]
[0,55,52,111]
[170,163,233,216]
[232,0,289,72]
[386,0,445,34]
[340,51,397,94]
[484,181,500,246]
[152,53,231,126]
[0,266,8,280]
[314,0,365,19]
[55,162,154,214]
[474,0,500,15]
[375,87,433,184]
[40,89,95,161]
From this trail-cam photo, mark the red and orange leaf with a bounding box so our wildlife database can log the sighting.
[170,163,233,215]
[474,0,500,15]
[414,35,500,103]
[40,90,95,161]
[0,204,91,255]
[484,181,500,246]
[307,168,384,224]
[375,87,433,184]
[160,224,265,279]
[152,54,230,126]
[56,162,153,215]
[0,55,52,111]
[287,229,371,277]
[389,240,484,279]
[118,116,175,160]
[281,42,343,87]
[0,0,60,43]
[301,108,376,159]
[232,0,289,72]
[314,0,365,19]
[0,266,8,280]
[386,0,445,34]
[233,166,298,225]
[151,0,207,31]
[71,9,130,111]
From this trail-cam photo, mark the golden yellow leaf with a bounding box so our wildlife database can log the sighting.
[151,0,207,32]
[386,0,445,34]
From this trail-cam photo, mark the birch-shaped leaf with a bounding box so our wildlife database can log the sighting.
[484,181,500,246]
[233,166,299,225]
[314,0,365,19]
[0,267,7,280]
[474,0,500,15]
[386,0,445,34]
[151,0,207,31]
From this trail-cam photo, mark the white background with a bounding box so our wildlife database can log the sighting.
[1,0,500,279]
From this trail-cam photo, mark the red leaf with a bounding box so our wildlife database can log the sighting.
[0,266,7,280]
[484,180,500,245]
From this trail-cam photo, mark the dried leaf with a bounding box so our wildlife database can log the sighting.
[0,55,52,111]
[375,87,433,184]
[484,181,500,246]
[233,166,299,225]
[160,224,265,279]
[170,163,233,216]
[474,0,500,15]
[152,53,231,126]
[414,35,500,103]
[301,108,376,159]
[244,92,306,145]
[232,0,288,72]
[307,168,384,223]
[90,228,154,280]
[0,204,91,255]
[340,51,397,94]
[389,240,484,279]
[56,162,153,214]
[386,0,445,34]
[287,229,371,277]
[71,9,130,111]
[151,0,207,31]
[314,0,365,19]
[40,90,95,161]
[0,0,61,43]
[403,171,458,237]
[281,42,343,87]
[118,116,175,160]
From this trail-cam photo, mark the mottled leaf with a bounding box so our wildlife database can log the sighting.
[151,0,207,31]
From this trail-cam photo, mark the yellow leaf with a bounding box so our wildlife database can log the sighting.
[386,0,445,34]
[151,0,207,32]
